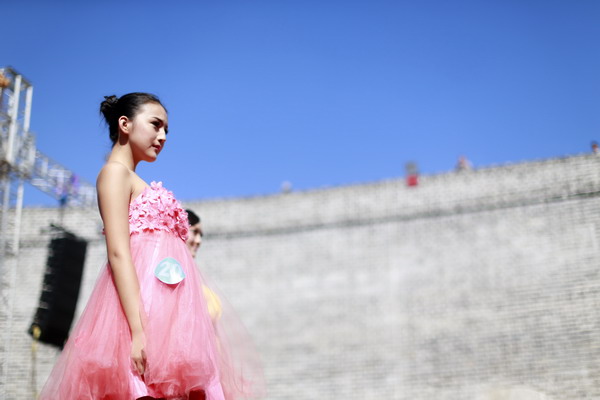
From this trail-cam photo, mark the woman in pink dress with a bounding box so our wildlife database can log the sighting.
[40,93,262,400]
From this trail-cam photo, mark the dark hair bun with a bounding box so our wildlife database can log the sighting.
[100,95,119,123]
[104,95,118,104]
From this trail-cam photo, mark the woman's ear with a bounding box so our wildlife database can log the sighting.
[118,116,131,135]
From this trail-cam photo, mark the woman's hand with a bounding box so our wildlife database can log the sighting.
[131,330,147,375]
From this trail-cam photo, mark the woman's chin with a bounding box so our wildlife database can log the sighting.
[144,153,159,163]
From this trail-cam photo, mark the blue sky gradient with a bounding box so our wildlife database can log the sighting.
[3,0,600,206]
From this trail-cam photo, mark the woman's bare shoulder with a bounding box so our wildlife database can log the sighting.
[97,161,133,190]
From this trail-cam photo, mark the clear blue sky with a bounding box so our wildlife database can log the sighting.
[4,0,600,206]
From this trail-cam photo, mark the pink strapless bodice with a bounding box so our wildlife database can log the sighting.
[128,181,189,241]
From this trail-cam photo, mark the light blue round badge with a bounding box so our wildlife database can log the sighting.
[154,257,185,285]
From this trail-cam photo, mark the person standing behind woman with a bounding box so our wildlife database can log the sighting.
[185,209,221,322]
[39,93,249,399]
[186,209,203,258]
[183,209,266,400]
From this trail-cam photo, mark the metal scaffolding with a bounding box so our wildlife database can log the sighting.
[0,67,96,397]
[0,66,96,258]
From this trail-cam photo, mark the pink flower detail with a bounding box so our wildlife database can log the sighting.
[128,181,189,241]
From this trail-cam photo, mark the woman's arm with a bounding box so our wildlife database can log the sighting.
[96,162,146,375]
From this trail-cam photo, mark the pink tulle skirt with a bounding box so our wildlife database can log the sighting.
[40,231,263,400]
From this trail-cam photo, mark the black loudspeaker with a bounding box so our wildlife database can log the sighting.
[29,226,88,348]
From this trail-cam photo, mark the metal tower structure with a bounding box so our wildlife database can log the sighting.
[0,67,96,396]
[0,66,96,258]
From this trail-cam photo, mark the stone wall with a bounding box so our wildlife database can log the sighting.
[1,154,599,399]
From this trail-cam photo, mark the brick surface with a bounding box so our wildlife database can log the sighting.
[1,154,599,399]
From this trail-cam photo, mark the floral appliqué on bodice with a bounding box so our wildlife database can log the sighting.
[129,181,189,242]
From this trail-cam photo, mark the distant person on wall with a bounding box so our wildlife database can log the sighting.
[405,161,419,187]
[39,93,263,400]
[592,141,599,155]
[455,155,473,171]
